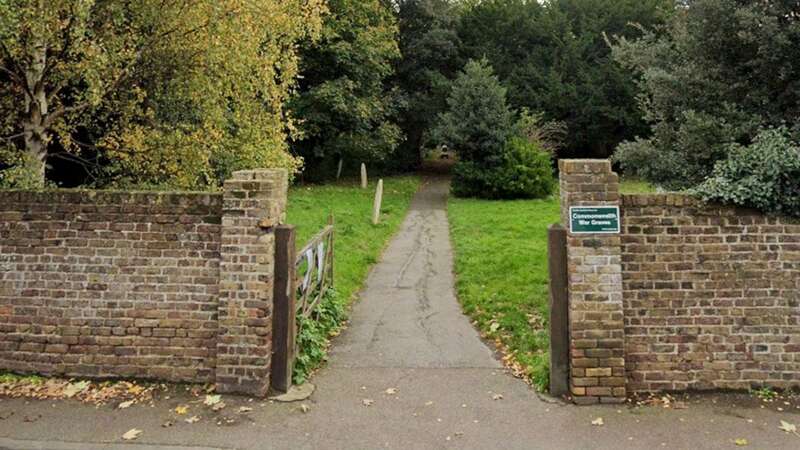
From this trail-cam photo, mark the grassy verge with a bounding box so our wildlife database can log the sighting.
[447,176,654,390]
[286,176,420,382]
[448,195,560,390]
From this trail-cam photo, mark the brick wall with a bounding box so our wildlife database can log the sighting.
[0,169,287,395]
[622,194,800,392]
[559,159,800,401]
[559,160,626,404]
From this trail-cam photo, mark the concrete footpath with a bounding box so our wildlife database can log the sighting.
[0,178,798,449]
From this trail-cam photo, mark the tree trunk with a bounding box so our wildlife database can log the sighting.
[21,42,49,187]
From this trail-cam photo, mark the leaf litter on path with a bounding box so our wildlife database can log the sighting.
[122,429,142,441]
[0,377,157,406]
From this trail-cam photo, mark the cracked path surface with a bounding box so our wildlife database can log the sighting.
[1,177,798,449]
[328,176,500,369]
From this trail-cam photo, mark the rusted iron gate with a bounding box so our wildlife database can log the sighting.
[271,216,335,393]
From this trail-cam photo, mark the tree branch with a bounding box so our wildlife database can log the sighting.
[2,132,25,142]
[49,151,100,182]
[0,65,23,85]
[0,41,33,99]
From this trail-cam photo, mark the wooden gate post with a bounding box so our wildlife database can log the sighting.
[272,225,297,393]
[548,223,569,397]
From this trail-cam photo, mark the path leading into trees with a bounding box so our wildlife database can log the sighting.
[0,177,797,449]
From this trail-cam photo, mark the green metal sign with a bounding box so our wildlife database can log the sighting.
[569,206,620,234]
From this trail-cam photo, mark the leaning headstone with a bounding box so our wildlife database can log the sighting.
[361,163,367,189]
[372,179,384,225]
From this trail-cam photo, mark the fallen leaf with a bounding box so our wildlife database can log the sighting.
[185,416,201,424]
[211,402,226,412]
[238,406,253,414]
[385,388,398,395]
[734,438,748,446]
[23,414,41,423]
[778,420,797,433]
[174,405,189,415]
[0,411,14,420]
[118,400,134,409]
[299,403,310,413]
[122,429,142,441]
[489,322,500,333]
[492,393,503,401]
[161,421,174,428]
[63,381,90,398]
[204,394,222,406]
[425,401,434,406]
[362,398,375,406]
[591,417,604,426]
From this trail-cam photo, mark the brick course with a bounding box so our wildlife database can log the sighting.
[0,169,287,395]
[559,159,800,401]
[621,194,800,392]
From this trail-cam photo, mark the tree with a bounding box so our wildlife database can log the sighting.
[394,0,464,168]
[433,58,514,165]
[290,0,402,181]
[433,58,555,199]
[611,0,800,189]
[0,0,325,188]
[0,1,146,186]
[457,0,672,158]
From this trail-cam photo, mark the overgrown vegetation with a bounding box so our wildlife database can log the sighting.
[611,0,800,196]
[286,176,420,381]
[434,59,556,199]
[290,0,403,181]
[0,1,325,189]
[457,0,673,158]
[293,289,346,385]
[695,128,800,217]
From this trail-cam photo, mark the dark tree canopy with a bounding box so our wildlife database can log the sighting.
[290,0,402,181]
[611,0,800,189]
[457,0,673,159]
[393,0,464,169]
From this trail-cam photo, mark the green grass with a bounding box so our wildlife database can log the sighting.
[620,177,656,193]
[446,175,655,391]
[287,176,420,304]
[448,194,561,390]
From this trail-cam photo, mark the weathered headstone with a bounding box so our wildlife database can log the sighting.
[372,179,383,225]
[361,163,367,189]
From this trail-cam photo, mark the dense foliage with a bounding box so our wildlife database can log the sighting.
[290,0,402,181]
[458,0,672,158]
[611,0,800,190]
[0,0,325,188]
[294,289,346,385]
[434,59,554,199]
[393,0,464,169]
[695,128,800,218]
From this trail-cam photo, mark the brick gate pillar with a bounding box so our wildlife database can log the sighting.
[558,160,626,404]
[216,169,288,396]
